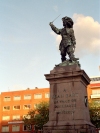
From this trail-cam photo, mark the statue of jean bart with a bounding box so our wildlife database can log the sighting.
[49,16,79,64]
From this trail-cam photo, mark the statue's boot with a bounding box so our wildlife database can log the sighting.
[69,53,79,62]
[69,57,79,62]
[61,56,66,62]
[72,57,79,61]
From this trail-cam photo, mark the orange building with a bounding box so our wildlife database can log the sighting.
[0,88,50,133]
[87,76,100,100]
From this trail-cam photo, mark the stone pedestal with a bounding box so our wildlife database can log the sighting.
[43,65,96,133]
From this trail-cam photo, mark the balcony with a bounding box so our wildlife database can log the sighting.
[8,121,24,124]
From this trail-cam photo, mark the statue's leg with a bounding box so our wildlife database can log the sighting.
[61,47,66,62]
[67,45,79,61]
[68,45,75,60]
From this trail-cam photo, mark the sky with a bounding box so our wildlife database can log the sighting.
[0,0,100,92]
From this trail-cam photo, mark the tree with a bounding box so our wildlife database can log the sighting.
[23,101,49,132]
[89,99,100,128]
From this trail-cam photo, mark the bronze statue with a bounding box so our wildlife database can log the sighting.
[49,16,79,63]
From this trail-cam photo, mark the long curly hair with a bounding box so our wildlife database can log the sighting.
[62,16,74,28]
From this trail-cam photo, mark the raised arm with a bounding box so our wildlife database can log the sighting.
[49,22,61,35]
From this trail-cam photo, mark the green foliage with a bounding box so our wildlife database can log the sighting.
[23,101,49,131]
[89,99,100,128]
[34,102,49,130]
[23,110,35,129]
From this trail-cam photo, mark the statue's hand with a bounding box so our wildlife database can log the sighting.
[49,22,53,26]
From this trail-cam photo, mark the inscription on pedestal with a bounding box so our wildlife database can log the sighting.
[52,88,78,114]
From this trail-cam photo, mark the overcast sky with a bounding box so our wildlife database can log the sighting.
[0,0,100,92]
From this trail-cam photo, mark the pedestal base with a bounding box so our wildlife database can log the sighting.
[43,124,96,133]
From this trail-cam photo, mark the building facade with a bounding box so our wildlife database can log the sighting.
[0,88,50,133]
[87,76,100,100]
[87,76,100,133]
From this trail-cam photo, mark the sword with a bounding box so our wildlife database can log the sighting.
[52,14,61,23]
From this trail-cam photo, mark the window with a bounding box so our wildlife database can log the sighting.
[45,93,50,98]
[3,106,10,111]
[92,90,100,95]
[13,105,20,110]
[23,125,31,131]
[12,115,20,120]
[24,95,31,100]
[4,97,11,101]
[23,104,31,109]
[12,125,20,132]
[2,116,10,121]
[23,115,31,119]
[2,125,9,132]
[34,94,42,99]
[14,96,21,100]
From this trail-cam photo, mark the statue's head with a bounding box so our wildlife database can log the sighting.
[62,16,74,28]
